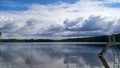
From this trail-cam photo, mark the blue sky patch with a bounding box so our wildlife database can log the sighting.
[104,3,120,8]
[0,5,28,11]
[7,0,79,4]
[0,0,78,11]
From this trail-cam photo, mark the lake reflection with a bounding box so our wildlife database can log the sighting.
[0,42,114,68]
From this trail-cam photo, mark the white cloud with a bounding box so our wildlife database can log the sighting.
[0,0,120,38]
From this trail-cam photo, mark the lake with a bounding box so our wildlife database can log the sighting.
[0,42,117,68]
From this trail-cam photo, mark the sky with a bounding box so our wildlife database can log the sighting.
[0,0,120,39]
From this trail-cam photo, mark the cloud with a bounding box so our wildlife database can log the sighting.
[82,16,105,31]
[0,0,120,38]
[63,16,115,36]
[64,16,104,31]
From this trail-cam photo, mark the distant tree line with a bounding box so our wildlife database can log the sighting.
[0,39,54,42]
[0,34,120,42]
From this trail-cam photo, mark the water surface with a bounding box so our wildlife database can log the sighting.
[0,42,116,68]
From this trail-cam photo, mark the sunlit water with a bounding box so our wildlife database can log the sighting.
[0,42,117,68]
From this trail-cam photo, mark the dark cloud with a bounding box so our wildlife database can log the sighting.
[62,15,116,37]
[1,23,14,32]
[81,16,103,31]
[64,16,106,31]
[64,18,81,28]
[113,19,120,34]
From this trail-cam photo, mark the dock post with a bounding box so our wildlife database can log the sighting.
[98,35,112,56]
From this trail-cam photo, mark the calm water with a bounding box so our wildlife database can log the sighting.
[0,42,117,68]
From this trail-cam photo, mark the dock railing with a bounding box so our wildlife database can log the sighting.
[99,34,120,68]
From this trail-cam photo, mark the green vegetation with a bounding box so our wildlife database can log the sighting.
[0,39,54,42]
[0,34,120,42]
[56,36,108,42]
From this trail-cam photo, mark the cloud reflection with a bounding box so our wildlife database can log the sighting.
[0,43,114,68]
